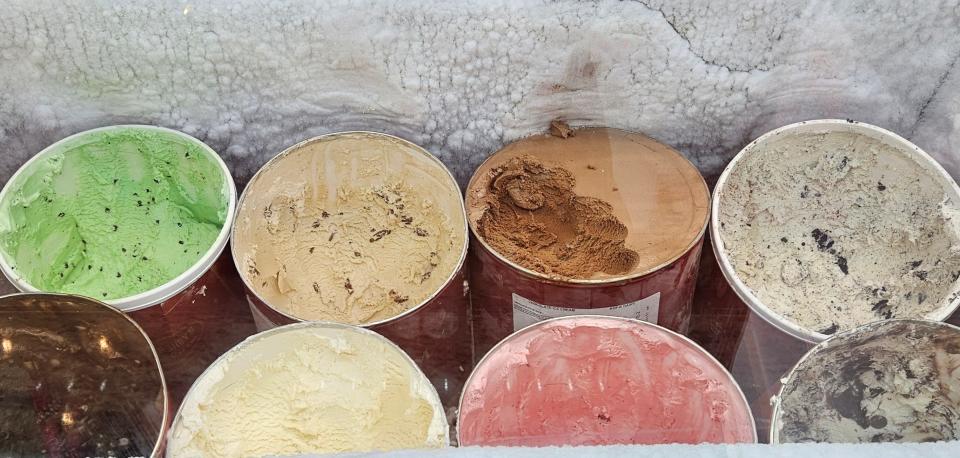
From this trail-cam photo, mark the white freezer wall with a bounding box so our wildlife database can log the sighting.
[1,0,959,186]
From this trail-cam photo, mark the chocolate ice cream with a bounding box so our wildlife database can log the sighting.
[468,127,709,282]
[0,293,166,457]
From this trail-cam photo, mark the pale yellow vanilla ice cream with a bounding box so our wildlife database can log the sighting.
[166,323,449,457]
[233,132,466,324]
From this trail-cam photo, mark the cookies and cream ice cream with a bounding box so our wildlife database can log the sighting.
[166,323,448,457]
[0,126,230,301]
[773,319,960,443]
[458,316,756,446]
[716,122,960,338]
[233,132,466,324]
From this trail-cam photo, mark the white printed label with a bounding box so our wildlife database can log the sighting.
[512,292,661,331]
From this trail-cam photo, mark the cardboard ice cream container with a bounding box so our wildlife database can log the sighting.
[712,119,960,343]
[457,315,757,446]
[0,293,168,457]
[771,319,960,443]
[231,131,471,408]
[165,321,449,457]
[467,126,710,357]
[0,125,244,403]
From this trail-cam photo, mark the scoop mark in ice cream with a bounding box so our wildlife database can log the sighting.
[776,320,960,443]
[718,130,960,335]
[475,155,639,279]
[0,128,228,300]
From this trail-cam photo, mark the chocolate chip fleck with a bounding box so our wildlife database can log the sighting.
[811,228,834,251]
[370,229,391,242]
[389,289,409,303]
[871,299,893,319]
[868,416,888,429]
[836,256,848,275]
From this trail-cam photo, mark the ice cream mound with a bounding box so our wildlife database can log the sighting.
[717,128,960,337]
[233,132,466,324]
[166,324,448,457]
[775,320,960,443]
[0,127,229,300]
[473,155,639,279]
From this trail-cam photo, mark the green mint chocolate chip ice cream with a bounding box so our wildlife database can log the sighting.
[0,127,229,300]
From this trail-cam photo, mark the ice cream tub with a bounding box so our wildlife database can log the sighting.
[0,125,244,403]
[771,319,960,443]
[231,131,470,407]
[166,321,449,457]
[0,293,168,457]
[712,119,960,343]
[457,315,757,446]
[467,125,710,356]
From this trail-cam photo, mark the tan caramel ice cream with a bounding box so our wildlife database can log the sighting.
[233,132,466,324]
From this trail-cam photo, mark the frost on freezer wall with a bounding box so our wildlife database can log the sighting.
[1,0,959,187]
